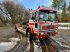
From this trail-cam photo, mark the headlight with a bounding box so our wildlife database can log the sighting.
[39,32,43,35]
[55,30,57,32]
[41,32,43,35]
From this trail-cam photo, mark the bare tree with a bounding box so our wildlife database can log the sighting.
[3,1,29,24]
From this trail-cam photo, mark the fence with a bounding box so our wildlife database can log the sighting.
[58,23,70,29]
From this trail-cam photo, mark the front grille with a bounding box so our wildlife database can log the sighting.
[39,25,54,31]
[39,24,48,31]
[42,26,48,30]
[48,25,54,29]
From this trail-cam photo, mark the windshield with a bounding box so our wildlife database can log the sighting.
[40,10,57,21]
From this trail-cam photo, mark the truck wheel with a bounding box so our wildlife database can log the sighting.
[27,30,33,42]
[15,28,19,32]
[16,29,19,32]
[15,26,19,32]
[45,38,51,45]
[29,32,33,42]
[26,29,28,37]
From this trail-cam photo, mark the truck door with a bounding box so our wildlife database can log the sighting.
[31,12,38,29]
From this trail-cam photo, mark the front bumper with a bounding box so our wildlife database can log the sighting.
[34,29,57,39]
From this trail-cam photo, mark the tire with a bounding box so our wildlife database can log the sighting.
[26,29,28,37]
[16,29,19,32]
[15,28,19,32]
[45,38,51,45]
[26,30,33,42]
[15,26,19,32]
[29,32,33,42]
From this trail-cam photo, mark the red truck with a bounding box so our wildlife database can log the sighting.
[26,6,58,42]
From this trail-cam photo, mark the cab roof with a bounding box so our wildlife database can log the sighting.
[29,7,57,13]
[37,7,56,11]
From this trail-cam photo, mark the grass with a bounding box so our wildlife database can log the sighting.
[0,26,13,29]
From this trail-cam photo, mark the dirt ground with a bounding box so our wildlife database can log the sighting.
[0,27,28,52]
[0,27,18,42]
[58,29,70,45]
[0,27,70,52]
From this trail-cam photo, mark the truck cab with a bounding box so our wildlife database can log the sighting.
[26,7,58,41]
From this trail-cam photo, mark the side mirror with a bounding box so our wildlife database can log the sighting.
[23,22,26,25]
[27,21,29,23]
[32,17,35,20]
[35,23,38,28]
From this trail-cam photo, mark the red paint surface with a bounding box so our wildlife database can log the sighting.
[38,35,49,39]
[29,23,34,25]
[42,26,48,30]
